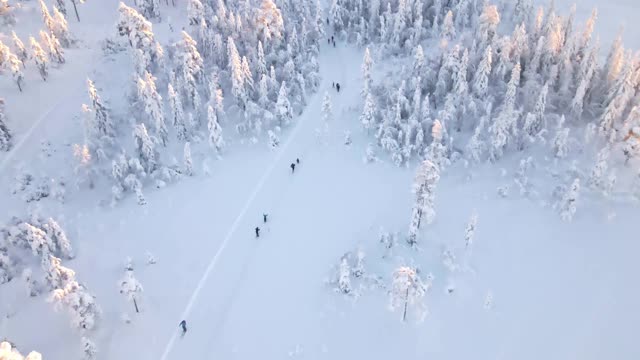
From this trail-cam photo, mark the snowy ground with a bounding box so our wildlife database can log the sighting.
[2,0,640,360]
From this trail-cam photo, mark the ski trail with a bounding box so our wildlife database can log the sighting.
[158,94,317,360]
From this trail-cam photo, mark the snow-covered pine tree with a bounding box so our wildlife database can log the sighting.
[133,123,158,173]
[119,269,143,313]
[389,266,430,322]
[117,3,163,73]
[489,63,521,161]
[524,83,548,138]
[441,10,455,41]
[43,254,75,290]
[135,0,160,20]
[207,105,224,152]
[8,51,24,92]
[177,31,203,108]
[407,159,440,246]
[29,37,48,81]
[227,37,247,109]
[478,4,500,49]
[257,0,285,49]
[208,73,225,121]
[50,279,100,330]
[183,142,193,176]
[0,341,42,360]
[0,98,11,151]
[559,178,580,221]
[11,32,28,65]
[168,83,188,140]
[43,218,74,259]
[52,6,72,47]
[39,30,65,64]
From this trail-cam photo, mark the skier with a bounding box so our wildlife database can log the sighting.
[291,163,296,173]
[336,83,341,92]
[255,227,260,237]
[331,35,334,42]
[327,38,331,44]
[179,320,187,335]
[296,158,300,164]
[332,82,335,88]
[333,40,336,48]
[263,214,268,223]
[326,17,329,24]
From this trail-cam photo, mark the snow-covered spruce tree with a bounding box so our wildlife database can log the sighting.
[119,269,143,313]
[589,146,609,190]
[0,341,42,360]
[207,105,224,153]
[473,45,492,98]
[361,47,373,98]
[489,63,521,161]
[135,0,160,21]
[559,178,580,221]
[389,266,431,322]
[117,3,163,74]
[11,32,28,65]
[227,37,247,109]
[39,0,56,38]
[168,83,188,141]
[268,129,280,150]
[407,159,440,246]
[86,79,114,141]
[29,37,49,81]
[183,142,193,176]
[50,279,100,330]
[466,105,490,163]
[276,81,293,127]
[133,122,158,173]
[0,0,16,25]
[22,268,39,297]
[552,119,570,159]
[465,212,478,249]
[360,92,376,133]
[523,83,548,140]
[256,0,285,49]
[0,98,12,151]
[478,4,500,49]
[0,249,14,284]
[187,0,204,26]
[176,31,203,108]
[321,91,333,124]
[337,256,351,294]
[82,337,97,360]
[137,71,167,145]
[207,73,225,122]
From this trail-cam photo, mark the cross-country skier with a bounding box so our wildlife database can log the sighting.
[332,82,335,88]
[296,158,300,164]
[255,227,260,237]
[336,83,341,92]
[291,163,296,173]
[179,320,187,335]
[263,214,268,223]
[331,35,334,42]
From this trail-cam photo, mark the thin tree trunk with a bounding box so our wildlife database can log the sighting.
[133,298,139,313]
[402,287,409,322]
[417,208,422,229]
[72,0,80,22]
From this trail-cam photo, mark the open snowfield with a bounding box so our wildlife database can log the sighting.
[2,0,640,359]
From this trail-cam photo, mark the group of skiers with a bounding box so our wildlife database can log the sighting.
[327,35,336,48]
[254,158,300,239]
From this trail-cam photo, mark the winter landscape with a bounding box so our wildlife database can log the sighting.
[1,0,640,359]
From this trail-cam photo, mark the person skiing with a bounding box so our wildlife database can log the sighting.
[331,35,334,42]
[255,227,260,237]
[291,163,296,173]
[333,40,336,48]
[296,158,300,164]
[336,83,341,92]
[263,214,268,223]
[327,38,330,44]
[179,320,187,335]
[332,82,335,88]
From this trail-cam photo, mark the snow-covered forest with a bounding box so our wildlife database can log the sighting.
[1,0,640,359]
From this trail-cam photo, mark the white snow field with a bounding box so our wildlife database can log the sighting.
[1,0,640,360]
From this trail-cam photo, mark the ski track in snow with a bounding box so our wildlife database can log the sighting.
[158,47,336,360]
